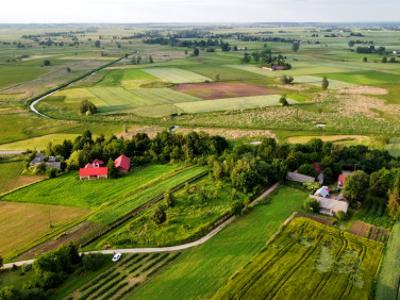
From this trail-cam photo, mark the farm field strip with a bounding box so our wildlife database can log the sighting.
[143,67,212,83]
[375,223,400,300]
[213,217,383,300]
[294,75,353,89]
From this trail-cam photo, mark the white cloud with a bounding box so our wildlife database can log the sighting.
[0,0,399,23]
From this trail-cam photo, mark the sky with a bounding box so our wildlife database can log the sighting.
[0,0,399,23]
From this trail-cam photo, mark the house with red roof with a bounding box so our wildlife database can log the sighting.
[114,154,131,173]
[79,159,108,180]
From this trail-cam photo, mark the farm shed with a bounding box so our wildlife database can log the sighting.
[310,195,349,216]
[114,154,131,173]
[287,172,315,183]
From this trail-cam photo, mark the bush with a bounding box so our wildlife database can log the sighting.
[280,75,294,85]
[304,198,320,213]
[80,100,97,115]
[153,205,167,225]
[165,190,175,208]
[336,210,348,221]
[322,76,329,90]
[279,96,289,107]
[82,254,107,271]
[47,168,58,179]
[231,201,245,216]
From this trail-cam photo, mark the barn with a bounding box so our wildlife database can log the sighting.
[79,166,108,180]
[114,154,131,173]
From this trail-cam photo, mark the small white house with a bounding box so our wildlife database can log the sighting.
[311,195,349,216]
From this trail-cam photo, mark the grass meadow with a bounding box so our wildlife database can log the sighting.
[128,186,307,300]
[375,223,400,300]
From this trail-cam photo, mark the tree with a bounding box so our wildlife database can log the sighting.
[348,40,355,48]
[149,55,154,63]
[80,100,97,115]
[165,190,175,208]
[231,200,245,216]
[107,158,118,179]
[279,95,289,107]
[343,170,369,204]
[95,40,101,48]
[193,48,200,56]
[43,59,51,66]
[66,67,71,72]
[322,76,329,90]
[363,57,368,62]
[388,173,400,220]
[153,205,167,225]
[292,41,300,52]
[215,73,221,81]
[382,56,388,63]
[280,75,294,85]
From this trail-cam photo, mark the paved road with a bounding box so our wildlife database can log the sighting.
[1,183,279,270]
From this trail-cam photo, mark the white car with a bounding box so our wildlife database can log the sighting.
[112,252,122,262]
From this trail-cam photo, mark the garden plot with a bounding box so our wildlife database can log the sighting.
[214,217,383,300]
[143,67,212,83]
[174,82,275,100]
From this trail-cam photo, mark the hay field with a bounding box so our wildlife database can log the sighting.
[0,202,88,259]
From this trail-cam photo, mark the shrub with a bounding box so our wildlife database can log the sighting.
[280,75,294,85]
[322,76,329,90]
[153,205,167,225]
[303,182,321,193]
[165,190,175,208]
[279,96,289,107]
[336,210,348,221]
[82,254,107,271]
[43,59,51,66]
[298,163,317,178]
[47,168,58,179]
[231,201,245,216]
[304,198,320,213]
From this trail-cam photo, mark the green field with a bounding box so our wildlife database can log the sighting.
[0,65,45,89]
[143,67,212,83]
[385,137,400,157]
[1,164,183,208]
[375,223,400,300]
[87,178,244,249]
[128,186,307,300]
[213,217,383,300]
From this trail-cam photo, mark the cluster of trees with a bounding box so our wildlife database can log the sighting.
[382,56,398,63]
[0,245,107,300]
[355,45,386,54]
[348,40,374,48]
[143,37,233,52]
[241,49,291,69]
[80,100,97,115]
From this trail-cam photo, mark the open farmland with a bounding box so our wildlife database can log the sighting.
[143,67,212,83]
[0,133,79,151]
[0,202,88,260]
[128,186,307,300]
[213,217,383,300]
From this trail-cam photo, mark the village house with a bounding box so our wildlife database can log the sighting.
[338,171,352,189]
[79,159,108,180]
[311,186,349,216]
[30,153,62,170]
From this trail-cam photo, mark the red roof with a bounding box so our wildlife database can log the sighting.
[338,174,346,186]
[92,159,104,166]
[114,155,130,171]
[79,167,108,177]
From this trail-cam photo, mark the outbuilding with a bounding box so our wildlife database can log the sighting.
[114,154,131,173]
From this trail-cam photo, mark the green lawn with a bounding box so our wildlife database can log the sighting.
[0,133,80,151]
[1,164,181,208]
[128,186,307,300]
[375,223,400,300]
